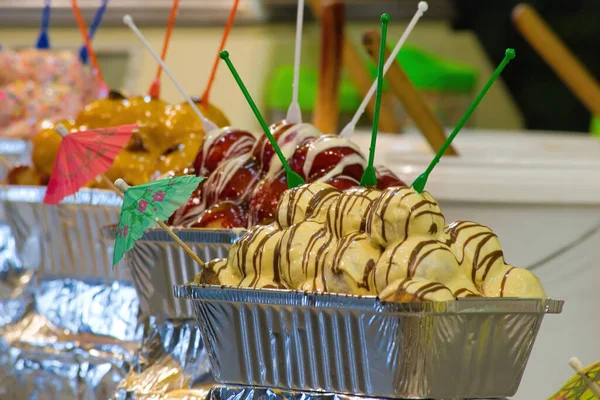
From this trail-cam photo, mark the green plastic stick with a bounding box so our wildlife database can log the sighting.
[220,50,305,188]
[412,48,516,193]
[360,13,390,187]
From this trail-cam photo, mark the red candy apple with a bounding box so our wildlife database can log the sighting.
[193,128,256,176]
[202,153,261,208]
[248,169,288,225]
[252,122,320,174]
[375,165,405,189]
[192,201,248,229]
[303,136,366,183]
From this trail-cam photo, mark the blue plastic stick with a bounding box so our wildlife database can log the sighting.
[79,0,109,64]
[36,0,51,49]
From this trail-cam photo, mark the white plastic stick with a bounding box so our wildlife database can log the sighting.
[339,1,428,138]
[286,0,304,124]
[122,15,218,134]
[569,357,600,398]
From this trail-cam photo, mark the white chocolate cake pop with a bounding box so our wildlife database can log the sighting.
[365,186,445,247]
[192,183,547,302]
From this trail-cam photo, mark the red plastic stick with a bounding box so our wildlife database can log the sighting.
[71,0,105,89]
[201,0,240,105]
[148,0,180,98]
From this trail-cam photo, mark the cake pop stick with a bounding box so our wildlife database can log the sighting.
[36,0,51,49]
[148,0,180,99]
[220,50,305,188]
[412,49,516,194]
[123,15,218,134]
[72,0,107,94]
[362,30,457,156]
[201,0,240,106]
[568,357,600,398]
[359,14,389,187]
[339,1,428,138]
[79,0,109,65]
[286,0,305,124]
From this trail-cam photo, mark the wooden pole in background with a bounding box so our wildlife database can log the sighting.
[307,0,400,133]
[312,0,344,133]
[512,4,600,116]
[363,30,457,155]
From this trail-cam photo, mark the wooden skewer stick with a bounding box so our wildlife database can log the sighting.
[362,30,457,156]
[114,178,206,268]
[307,0,400,133]
[0,156,12,171]
[100,174,123,197]
[512,4,600,116]
[568,357,600,398]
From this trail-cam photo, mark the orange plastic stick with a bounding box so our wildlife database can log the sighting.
[71,0,105,86]
[148,0,180,98]
[201,0,240,105]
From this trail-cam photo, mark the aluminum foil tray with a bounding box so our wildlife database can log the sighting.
[103,227,245,320]
[1,185,127,279]
[175,285,563,399]
[0,138,30,173]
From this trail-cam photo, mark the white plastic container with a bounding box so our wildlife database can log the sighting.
[353,129,600,400]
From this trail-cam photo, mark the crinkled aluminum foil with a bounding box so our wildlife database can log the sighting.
[176,285,563,399]
[205,385,509,400]
[115,318,214,400]
[0,275,143,399]
[0,221,31,328]
[102,226,244,320]
[1,185,127,278]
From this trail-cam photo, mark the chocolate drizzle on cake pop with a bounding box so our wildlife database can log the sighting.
[193,183,547,302]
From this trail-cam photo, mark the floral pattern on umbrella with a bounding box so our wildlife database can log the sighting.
[112,175,203,265]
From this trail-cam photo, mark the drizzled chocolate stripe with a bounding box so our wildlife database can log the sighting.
[306,187,339,218]
[334,189,377,237]
[500,267,515,297]
[408,242,448,278]
[249,228,279,288]
[413,282,449,299]
[445,221,505,285]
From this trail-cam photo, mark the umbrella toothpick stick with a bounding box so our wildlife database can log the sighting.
[114,179,206,268]
[569,357,600,398]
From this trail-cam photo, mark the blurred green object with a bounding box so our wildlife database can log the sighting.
[267,45,477,113]
[591,115,600,137]
[367,44,478,93]
[267,66,361,112]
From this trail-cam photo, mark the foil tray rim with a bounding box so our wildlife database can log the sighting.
[0,185,123,206]
[0,138,29,155]
[174,285,564,314]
